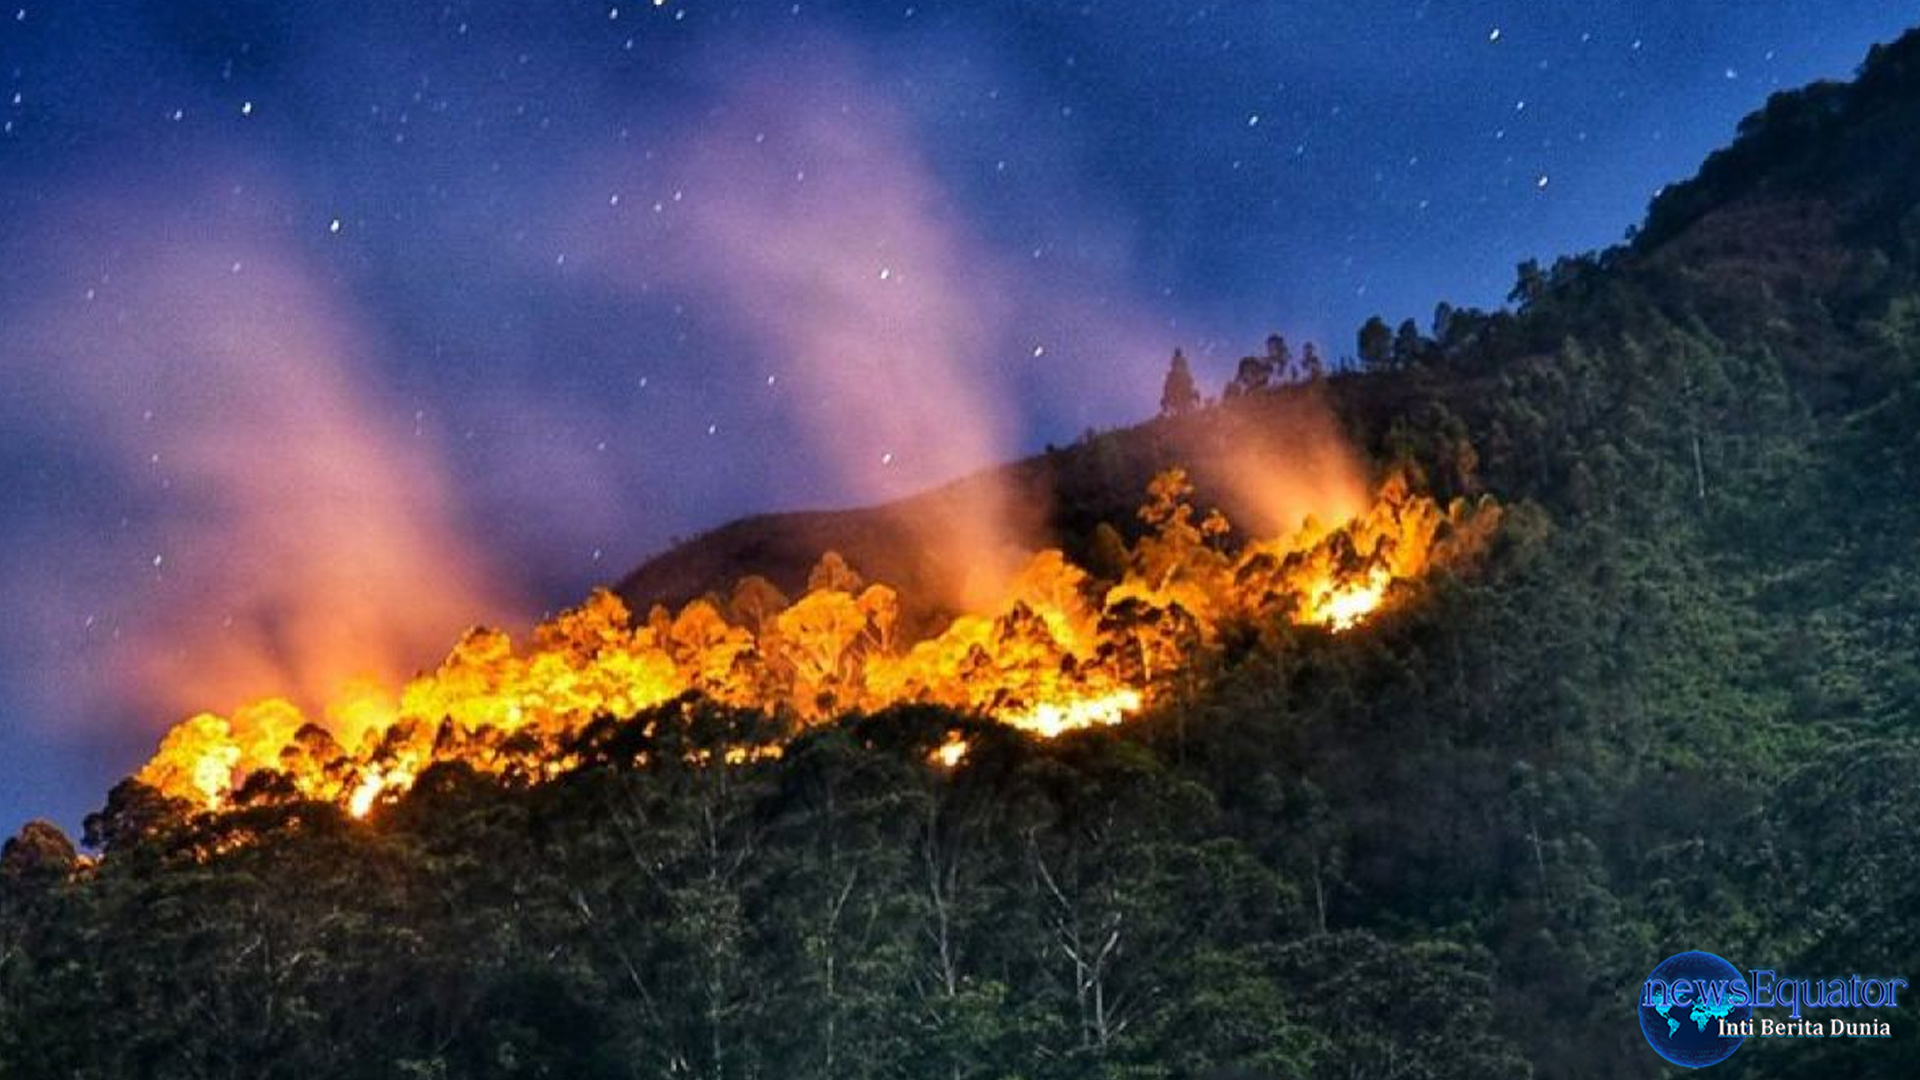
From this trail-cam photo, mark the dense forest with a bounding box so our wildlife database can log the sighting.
[8,26,1920,1080]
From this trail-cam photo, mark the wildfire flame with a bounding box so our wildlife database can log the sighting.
[997,689,1142,739]
[930,731,970,769]
[1305,566,1393,631]
[134,468,1498,813]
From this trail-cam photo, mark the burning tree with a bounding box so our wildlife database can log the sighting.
[130,466,1500,816]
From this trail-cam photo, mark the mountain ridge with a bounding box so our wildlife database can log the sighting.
[612,26,1920,614]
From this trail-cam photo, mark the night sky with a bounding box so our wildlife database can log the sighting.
[4,0,1916,836]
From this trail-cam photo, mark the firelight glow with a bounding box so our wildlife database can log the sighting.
[132,467,1499,815]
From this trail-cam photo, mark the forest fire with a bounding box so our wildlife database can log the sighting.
[930,731,971,769]
[1305,567,1392,631]
[998,689,1142,739]
[134,468,1499,814]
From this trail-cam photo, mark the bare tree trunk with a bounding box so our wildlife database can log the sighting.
[1692,432,1707,505]
[1310,848,1328,935]
[821,867,856,1076]
[1528,813,1552,910]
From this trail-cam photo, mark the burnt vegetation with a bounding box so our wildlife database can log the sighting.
[10,27,1920,1080]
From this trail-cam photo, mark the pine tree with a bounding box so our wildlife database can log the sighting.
[1160,348,1201,416]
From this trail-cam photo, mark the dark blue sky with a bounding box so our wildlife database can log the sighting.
[3,0,1916,836]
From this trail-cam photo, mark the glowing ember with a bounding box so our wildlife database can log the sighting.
[714,744,784,766]
[930,732,970,768]
[133,468,1498,816]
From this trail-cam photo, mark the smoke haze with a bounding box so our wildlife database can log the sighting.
[0,25,1236,830]
[2,172,513,738]
[561,42,1171,602]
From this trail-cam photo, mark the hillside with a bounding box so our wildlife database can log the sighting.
[613,15,1920,621]
[8,26,1920,1080]
[612,27,1920,615]
[614,387,1378,622]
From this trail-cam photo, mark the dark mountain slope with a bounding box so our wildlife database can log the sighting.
[616,386,1378,619]
[612,32,1920,619]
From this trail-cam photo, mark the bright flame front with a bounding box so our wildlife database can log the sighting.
[998,689,1142,739]
[135,468,1498,814]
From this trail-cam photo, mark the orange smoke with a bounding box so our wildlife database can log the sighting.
[133,467,1499,813]
[563,51,1042,611]
[9,175,512,748]
[1167,381,1373,540]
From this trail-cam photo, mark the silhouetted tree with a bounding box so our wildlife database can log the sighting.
[1223,353,1272,399]
[0,822,76,885]
[1160,349,1201,416]
[1357,316,1393,370]
[1510,258,1546,306]
[1084,521,1131,583]
[1299,342,1326,380]
[1266,333,1293,381]
[1393,318,1426,368]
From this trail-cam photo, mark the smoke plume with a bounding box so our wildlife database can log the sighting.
[1202,388,1371,537]
[561,43,1150,605]
[2,170,511,738]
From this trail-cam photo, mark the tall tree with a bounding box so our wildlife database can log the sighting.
[1223,354,1271,400]
[1509,258,1547,306]
[1266,333,1293,380]
[1159,349,1201,416]
[1393,318,1426,368]
[1357,316,1393,370]
[1299,342,1326,380]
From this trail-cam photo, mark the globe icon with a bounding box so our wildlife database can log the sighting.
[1639,951,1751,1068]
